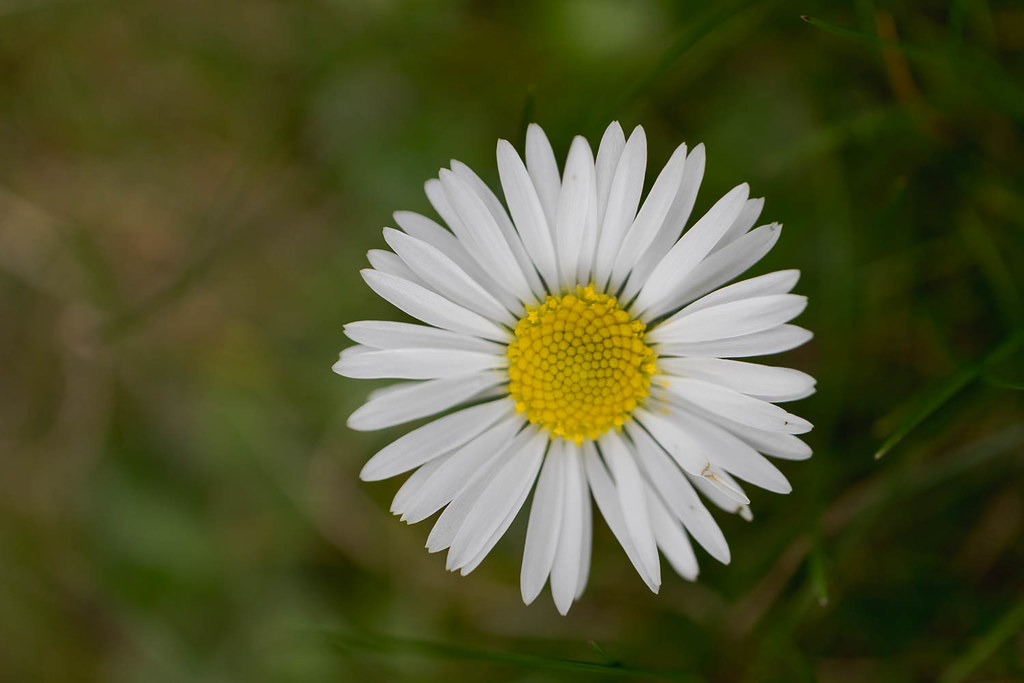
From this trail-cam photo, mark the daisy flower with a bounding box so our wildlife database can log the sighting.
[334,122,814,614]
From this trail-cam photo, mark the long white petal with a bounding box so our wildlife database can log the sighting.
[389,455,450,517]
[608,142,689,291]
[656,324,813,358]
[625,421,730,564]
[600,430,661,587]
[446,429,547,570]
[575,463,592,599]
[555,136,595,289]
[343,320,504,354]
[333,346,502,380]
[362,269,510,342]
[426,425,533,552]
[657,357,816,402]
[367,249,422,285]
[550,447,585,614]
[359,399,511,481]
[383,228,514,324]
[520,441,565,604]
[593,121,626,225]
[682,406,814,461]
[593,125,646,289]
[347,371,505,431]
[632,183,750,318]
[398,415,524,523]
[582,443,660,592]
[716,197,764,248]
[618,143,707,301]
[496,139,559,288]
[668,223,782,309]
[661,378,813,434]
[525,124,561,236]
[439,170,534,302]
[632,407,708,475]
[451,159,546,299]
[671,409,792,494]
[689,469,751,518]
[638,401,750,505]
[648,491,699,581]
[649,294,807,345]
[677,270,800,316]
[458,473,536,576]
[393,210,524,314]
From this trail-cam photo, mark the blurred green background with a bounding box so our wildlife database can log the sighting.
[1,0,1023,681]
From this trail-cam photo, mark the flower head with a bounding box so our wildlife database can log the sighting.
[334,122,815,614]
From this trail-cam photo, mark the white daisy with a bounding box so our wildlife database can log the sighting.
[334,122,815,615]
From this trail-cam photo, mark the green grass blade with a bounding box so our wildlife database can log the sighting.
[321,629,702,681]
[940,592,1024,683]
[874,328,1024,459]
[802,14,1024,123]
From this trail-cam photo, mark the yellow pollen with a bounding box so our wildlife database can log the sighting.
[506,284,657,444]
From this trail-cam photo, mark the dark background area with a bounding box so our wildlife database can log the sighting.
[1,0,1022,681]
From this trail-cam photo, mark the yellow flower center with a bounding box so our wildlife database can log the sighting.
[506,285,657,443]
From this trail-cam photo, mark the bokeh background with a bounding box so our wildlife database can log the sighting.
[2,0,1023,680]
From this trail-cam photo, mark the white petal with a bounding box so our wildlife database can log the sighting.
[525,124,561,234]
[362,270,510,342]
[669,223,782,307]
[625,421,731,564]
[657,324,813,358]
[458,474,535,576]
[550,447,585,614]
[333,346,502,380]
[359,399,511,481]
[659,143,706,245]
[671,409,792,493]
[639,400,750,505]
[347,371,505,431]
[716,197,764,249]
[685,407,814,461]
[390,455,450,516]
[439,170,535,302]
[424,178,463,235]
[398,415,524,523]
[632,407,708,475]
[575,465,592,599]
[582,443,660,592]
[593,121,626,224]
[600,430,661,587]
[451,159,546,299]
[382,228,514,325]
[617,143,707,301]
[593,125,646,289]
[426,425,533,552]
[555,136,595,289]
[496,139,559,288]
[520,441,565,604]
[678,270,801,316]
[661,377,813,434]
[393,210,524,314]
[656,358,816,402]
[608,142,689,291]
[632,183,750,318]
[648,491,699,581]
[689,469,751,517]
[649,294,807,345]
[367,249,422,284]
[446,429,547,569]
[343,320,503,354]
